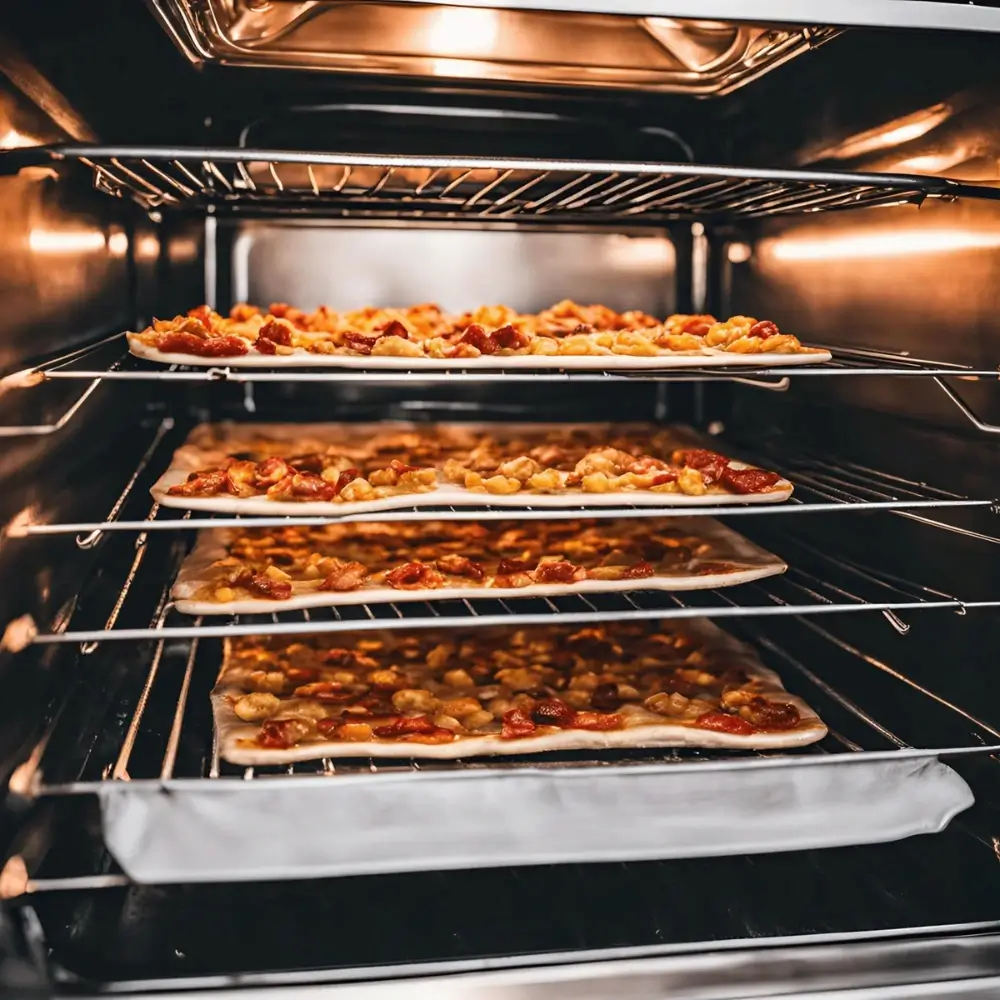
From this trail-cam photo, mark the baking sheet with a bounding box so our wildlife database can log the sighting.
[171,516,788,616]
[152,421,794,515]
[128,335,832,370]
[212,619,824,765]
[96,752,975,884]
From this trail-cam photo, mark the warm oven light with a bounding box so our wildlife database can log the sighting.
[727,241,752,263]
[28,228,107,254]
[136,235,160,260]
[604,235,675,270]
[423,7,500,57]
[108,231,129,256]
[0,127,39,149]
[763,229,1000,262]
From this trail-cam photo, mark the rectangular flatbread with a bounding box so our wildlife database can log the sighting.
[215,619,827,764]
[126,301,832,370]
[153,421,794,516]
[173,517,787,615]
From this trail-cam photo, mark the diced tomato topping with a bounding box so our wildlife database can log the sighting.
[744,696,801,730]
[693,711,757,735]
[334,468,360,494]
[589,684,622,712]
[385,562,444,589]
[650,472,678,487]
[156,332,249,357]
[379,319,410,339]
[320,561,369,592]
[436,554,486,580]
[167,468,228,496]
[748,320,780,339]
[233,570,292,600]
[288,453,324,474]
[489,324,530,351]
[719,467,783,494]
[258,719,295,749]
[373,715,453,742]
[532,698,576,727]
[455,323,529,355]
[388,459,420,475]
[676,449,730,483]
[680,314,717,336]
[622,561,655,580]
[533,561,582,584]
[342,331,379,355]
[497,557,537,576]
[289,473,337,501]
[186,305,216,328]
[255,319,293,354]
[501,708,538,739]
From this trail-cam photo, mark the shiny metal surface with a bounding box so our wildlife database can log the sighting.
[28,144,999,221]
[145,0,835,95]
[233,224,674,315]
[243,0,1000,32]
[63,931,1000,999]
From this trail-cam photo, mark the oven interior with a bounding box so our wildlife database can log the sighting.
[1,4,1000,995]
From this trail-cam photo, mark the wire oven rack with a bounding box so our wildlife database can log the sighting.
[12,511,999,648]
[10,146,1000,221]
[21,605,1000,895]
[6,336,1000,438]
[9,413,998,543]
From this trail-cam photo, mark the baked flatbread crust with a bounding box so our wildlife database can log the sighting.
[128,336,830,370]
[214,620,827,765]
[172,517,787,615]
[153,421,794,515]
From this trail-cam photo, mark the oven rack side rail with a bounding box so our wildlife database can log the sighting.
[6,527,997,648]
[4,338,1000,439]
[7,413,998,544]
[6,145,1000,221]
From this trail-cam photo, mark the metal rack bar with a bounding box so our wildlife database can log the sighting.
[18,336,1000,383]
[7,415,997,538]
[18,144,999,221]
[22,553,995,644]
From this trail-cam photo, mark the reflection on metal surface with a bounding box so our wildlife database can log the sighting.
[763,228,1000,261]
[799,91,1000,184]
[27,227,106,254]
[146,0,837,95]
[0,126,41,149]
[233,225,675,315]
[812,105,955,162]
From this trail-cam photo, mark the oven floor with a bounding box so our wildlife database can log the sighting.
[31,821,1000,991]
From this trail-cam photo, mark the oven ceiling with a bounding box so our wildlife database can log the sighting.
[145,0,837,96]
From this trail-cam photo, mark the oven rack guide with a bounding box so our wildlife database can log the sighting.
[6,409,999,545]
[3,337,1000,439]
[5,524,999,650]
[6,146,1000,221]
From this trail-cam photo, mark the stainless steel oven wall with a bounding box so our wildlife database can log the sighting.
[228,223,676,317]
